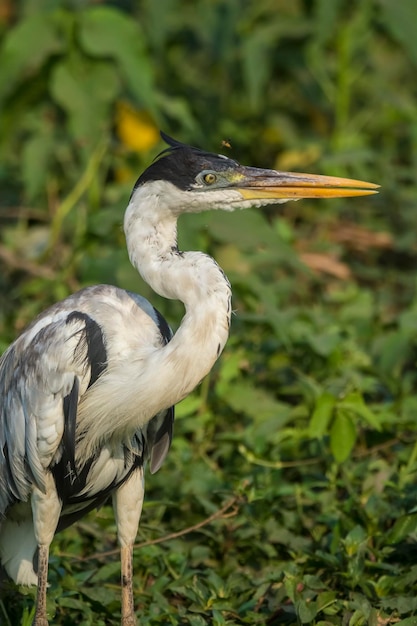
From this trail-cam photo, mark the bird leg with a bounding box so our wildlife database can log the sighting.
[31,476,62,626]
[113,467,145,626]
[33,545,50,626]
[121,544,136,626]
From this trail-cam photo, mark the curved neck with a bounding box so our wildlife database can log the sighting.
[124,192,232,412]
[77,188,233,457]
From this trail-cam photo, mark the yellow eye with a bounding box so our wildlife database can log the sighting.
[203,172,217,185]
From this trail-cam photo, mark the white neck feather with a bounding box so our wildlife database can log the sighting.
[124,184,233,393]
[77,182,232,455]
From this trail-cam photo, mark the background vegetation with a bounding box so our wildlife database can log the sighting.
[1,0,417,624]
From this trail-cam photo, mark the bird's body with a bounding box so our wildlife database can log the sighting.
[0,133,378,625]
[0,284,174,585]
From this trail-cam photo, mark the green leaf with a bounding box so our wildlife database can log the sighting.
[88,561,120,583]
[241,29,275,112]
[296,598,318,623]
[330,409,356,462]
[312,0,344,46]
[206,210,280,250]
[339,391,381,431]
[0,12,63,102]
[21,125,55,200]
[79,7,155,109]
[374,330,412,378]
[175,394,202,418]
[50,56,119,154]
[396,619,417,626]
[225,382,289,421]
[316,590,337,613]
[309,392,336,438]
[343,525,367,557]
[307,328,341,357]
[386,513,417,545]
[379,0,417,69]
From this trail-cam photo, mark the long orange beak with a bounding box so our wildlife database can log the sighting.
[233,167,379,200]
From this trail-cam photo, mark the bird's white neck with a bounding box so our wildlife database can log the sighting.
[124,188,232,407]
[77,185,233,457]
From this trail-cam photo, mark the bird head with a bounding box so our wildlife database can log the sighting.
[131,132,378,216]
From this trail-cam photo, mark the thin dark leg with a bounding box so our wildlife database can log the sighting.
[33,545,49,626]
[121,544,137,626]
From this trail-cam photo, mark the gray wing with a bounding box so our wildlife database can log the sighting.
[147,405,174,474]
[0,286,176,517]
[0,309,106,515]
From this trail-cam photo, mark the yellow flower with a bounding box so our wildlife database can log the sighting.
[116,102,159,152]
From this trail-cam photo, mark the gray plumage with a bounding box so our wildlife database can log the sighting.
[0,285,173,512]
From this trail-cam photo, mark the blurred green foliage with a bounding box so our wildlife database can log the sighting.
[1,0,417,624]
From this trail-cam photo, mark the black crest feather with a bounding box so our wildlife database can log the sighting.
[133,131,239,192]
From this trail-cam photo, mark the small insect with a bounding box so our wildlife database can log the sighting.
[221,139,232,149]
